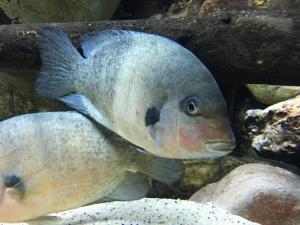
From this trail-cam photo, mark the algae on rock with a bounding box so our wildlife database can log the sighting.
[0,72,36,120]
[0,69,79,119]
[0,0,121,23]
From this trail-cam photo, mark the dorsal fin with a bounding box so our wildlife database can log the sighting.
[81,29,136,58]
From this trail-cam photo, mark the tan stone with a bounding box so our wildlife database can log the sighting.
[246,84,300,105]
[190,163,300,225]
[200,0,299,14]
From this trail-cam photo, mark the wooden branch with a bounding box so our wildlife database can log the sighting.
[0,10,299,85]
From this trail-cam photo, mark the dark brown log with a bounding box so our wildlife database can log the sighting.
[0,10,299,85]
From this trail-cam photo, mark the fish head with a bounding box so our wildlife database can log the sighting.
[146,97,235,159]
[144,46,235,159]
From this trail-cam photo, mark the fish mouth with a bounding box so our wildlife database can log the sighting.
[205,141,236,156]
[206,141,236,150]
[206,149,232,158]
[180,142,235,159]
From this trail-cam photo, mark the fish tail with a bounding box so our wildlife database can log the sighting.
[134,152,183,184]
[35,26,84,99]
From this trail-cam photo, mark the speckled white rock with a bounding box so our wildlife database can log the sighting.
[190,164,300,225]
[1,198,259,225]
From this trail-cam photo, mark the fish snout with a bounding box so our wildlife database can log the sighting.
[175,117,236,158]
[200,118,236,157]
[208,117,236,149]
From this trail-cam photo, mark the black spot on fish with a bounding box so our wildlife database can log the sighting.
[145,107,160,126]
[4,175,25,195]
[4,175,21,187]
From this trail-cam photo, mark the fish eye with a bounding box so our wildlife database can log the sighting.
[182,97,203,116]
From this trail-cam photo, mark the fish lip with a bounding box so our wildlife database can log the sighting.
[206,149,232,157]
[173,141,235,159]
[205,140,236,153]
[178,150,230,159]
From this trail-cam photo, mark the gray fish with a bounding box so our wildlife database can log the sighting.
[36,27,235,159]
[0,112,181,222]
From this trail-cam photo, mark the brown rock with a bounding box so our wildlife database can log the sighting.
[178,157,244,195]
[200,0,253,13]
[148,156,256,199]
[0,0,121,23]
[244,96,300,165]
[0,69,65,120]
[166,0,205,18]
[0,72,36,120]
[0,8,11,24]
[115,0,168,20]
[200,0,299,14]
[1,11,300,85]
[190,163,300,225]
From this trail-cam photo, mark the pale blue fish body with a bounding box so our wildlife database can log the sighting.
[0,112,181,222]
[36,28,235,159]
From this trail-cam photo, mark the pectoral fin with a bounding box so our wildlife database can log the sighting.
[135,155,183,184]
[107,173,149,201]
[94,173,149,203]
[27,216,63,225]
[59,93,112,130]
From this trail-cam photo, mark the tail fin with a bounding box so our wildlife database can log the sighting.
[134,151,183,184]
[35,27,83,99]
